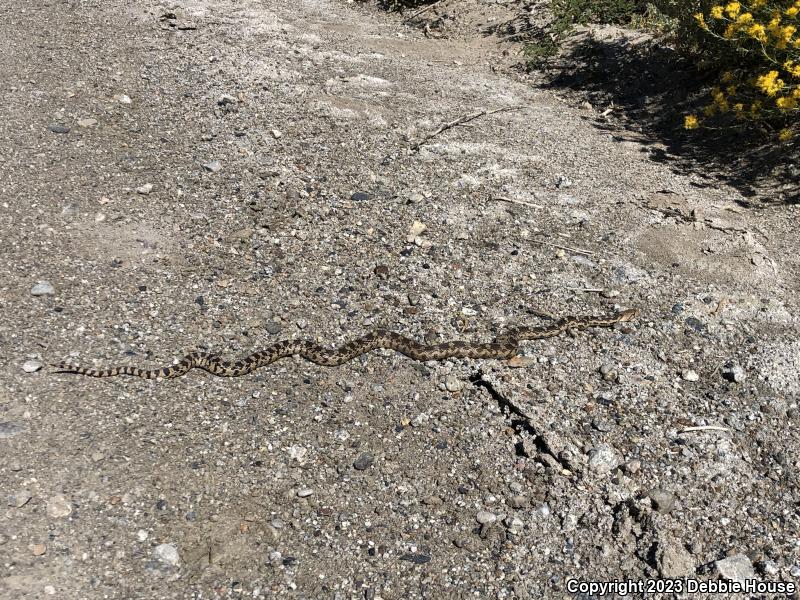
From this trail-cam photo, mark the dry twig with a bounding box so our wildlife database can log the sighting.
[411,106,525,150]
[678,425,730,434]
[531,239,596,257]
[491,196,543,210]
[403,0,442,23]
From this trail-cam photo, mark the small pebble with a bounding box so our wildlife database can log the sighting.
[202,160,222,173]
[49,124,70,134]
[31,543,47,556]
[587,444,620,474]
[114,93,132,104]
[715,553,754,583]
[599,363,617,382]
[47,495,72,518]
[217,94,238,105]
[77,118,97,127]
[647,488,676,514]
[476,510,497,525]
[297,488,313,498]
[623,459,642,474]
[137,530,149,542]
[153,543,180,566]
[722,363,747,383]
[353,453,374,471]
[407,220,426,242]
[22,360,43,373]
[790,565,800,577]
[504,516,524,533]
[136,183,153,195]
[44,585,56,595]
[509,495,528,509]
[761,560,779,576]
[681,369,699,382]
[271,129,282,139]
[31,281,55,296]
[444,375,463,393]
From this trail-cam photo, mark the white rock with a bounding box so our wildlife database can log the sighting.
[136,183,154,194]
[154,543,180,566]
[31,281,55,296]
[297,488,313,498]
[202,160,222,173]
[715,553,755,583]
[406,220,426,242]
[46,495,72,518]
[681,369,699,381]
[444,375,463,392]
[22,360,43,373]
[476,511,497,525]
[587,444,621,474]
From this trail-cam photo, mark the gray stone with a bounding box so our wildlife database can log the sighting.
[715,553,755,583]
[599,363,617,382]
[761,560,779,576]
[656,541,695,578]
[504,516,524,533]
[587,444,620,474]
[49,124,70,133]
[509,495,528,509]
[476,511,497,525]
[22,360,42,373]
[31,281,55,296]
[154,543,180,566]
[353,452,374,471]
[217,94,238,105]
[47,495,72,518]
[647,488,676,514]
[202,160,222,173]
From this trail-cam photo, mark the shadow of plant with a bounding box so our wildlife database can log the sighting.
[542,36,798,203]
[482,8,798,203]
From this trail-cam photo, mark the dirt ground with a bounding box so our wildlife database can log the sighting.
[2,0,800,598]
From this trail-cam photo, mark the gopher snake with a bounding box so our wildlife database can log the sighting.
[51,308,637,379]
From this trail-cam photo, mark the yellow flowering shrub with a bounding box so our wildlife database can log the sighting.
[685,0,800,141]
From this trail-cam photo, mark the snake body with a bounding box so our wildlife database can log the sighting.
[51,309,637,379]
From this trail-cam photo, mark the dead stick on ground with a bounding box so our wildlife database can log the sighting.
[411,106,525,150]
[491,196,543,210]
[531,239,596,257]
[678,425,730,434]
[403,0,442,23]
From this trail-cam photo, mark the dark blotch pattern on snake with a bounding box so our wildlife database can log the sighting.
[50,309,638,379]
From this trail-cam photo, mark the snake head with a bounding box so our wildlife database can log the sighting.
[617,308,639,322]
